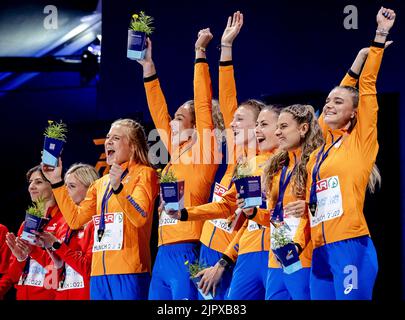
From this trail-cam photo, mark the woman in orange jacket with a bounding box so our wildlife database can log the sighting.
[169,104,281,299]
[197,10,259,300]
[34,163,98,300]
[137,29,224,300]
[239,104,324,300]
[42,119,159,300]
[304,7,396,300]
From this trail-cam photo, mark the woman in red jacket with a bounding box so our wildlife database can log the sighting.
[0,165,67,300]
[34,163,98,300]
[0,224,11,279]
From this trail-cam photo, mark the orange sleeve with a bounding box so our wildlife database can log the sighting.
[113,167,158,228]
[194,61,217,164]
[251,208,271,227]
[219,64,238,129]
[356,45,383,154]
[223,221,248,262]
[53,183,98,229]
[219,64,238,163]
[340,72,358,87]
[144,77,172,154]
[186,183,238,221]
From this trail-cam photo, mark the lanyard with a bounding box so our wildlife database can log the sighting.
[228,155,245,190]
[59,228,77,288]
[97,168,129,242]
[308,134,343,216]
[271,163,296,224]
[163,140,194,176]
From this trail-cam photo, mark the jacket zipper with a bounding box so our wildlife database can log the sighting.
[321,221,327,245]
[208,226,217,248]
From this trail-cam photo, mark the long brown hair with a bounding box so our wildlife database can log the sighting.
[264,104,324,198]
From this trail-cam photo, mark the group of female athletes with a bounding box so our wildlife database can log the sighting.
[0,7,396,300]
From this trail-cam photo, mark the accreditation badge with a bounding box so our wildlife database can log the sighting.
[18,259,46,287]
[310,176,344,227]
[247,220,262,232]
[159,210,179,226]
[92,212,124,252]
[58,264,85,291]
[209,182,236,233]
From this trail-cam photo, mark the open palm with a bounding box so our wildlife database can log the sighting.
[221,11,244,45]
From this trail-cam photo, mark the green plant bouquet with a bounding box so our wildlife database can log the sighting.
[21,197,49,245]
[158,168,185,211]
[271,222,302,274]
[42,120,67,167]
[233,161,262,208]
[127,11,154,60]
[185,259,213,300]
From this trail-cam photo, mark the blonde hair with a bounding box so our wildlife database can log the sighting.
[368,164,381,193]
[111,118,151,166]
[264,104,324,199]
[182,99,225,142]
[65,163,99,187]
[239,99,265,120]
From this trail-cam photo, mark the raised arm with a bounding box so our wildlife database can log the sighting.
[194,28,216,163]
[52,183,97,229]
[319,39,392,136]
[138,39,173,153]
[219,11,243,129]
[42,161,96,229]
[355,7,395,152]
[340,40,393,88]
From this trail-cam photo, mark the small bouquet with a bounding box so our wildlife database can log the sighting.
[21,197,49,245]
[271,222,302,274]
[158,169,184,211]
[233,162,262,208]
[127,11,154,60]
[185,259,213,300]
[42,120,67,167]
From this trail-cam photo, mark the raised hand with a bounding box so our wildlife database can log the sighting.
[221,11,244,46]
[195,28,213,50]
[136,38,156,77]
[377,7,396,32]
[41,157,63,184]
